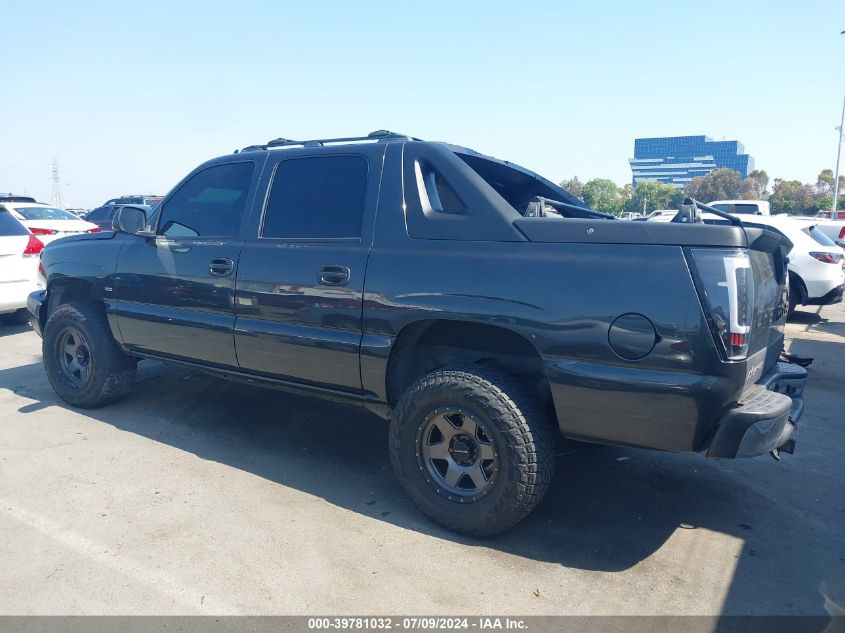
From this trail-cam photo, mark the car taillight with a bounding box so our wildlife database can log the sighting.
[687,248,754,361]
[23,235,44,257]
[839,227,845,240]
[810,251,844,264]
[29,227,59,235]
[87,227,102,233]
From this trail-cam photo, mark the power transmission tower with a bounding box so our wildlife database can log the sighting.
[50,159,63,208]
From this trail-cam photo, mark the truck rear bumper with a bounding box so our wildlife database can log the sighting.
[706,361,807,459]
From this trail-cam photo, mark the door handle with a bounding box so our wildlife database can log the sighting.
[209,258,234,276]
[318,265,350,286]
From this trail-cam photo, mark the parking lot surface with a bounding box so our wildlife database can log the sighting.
[1,304,843,616]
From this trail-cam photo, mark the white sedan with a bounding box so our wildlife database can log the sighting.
[703,213,844,316]
[1,208,42,325]
[0,202,101,244]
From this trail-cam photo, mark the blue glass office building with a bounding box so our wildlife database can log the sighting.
[629,136,754,188]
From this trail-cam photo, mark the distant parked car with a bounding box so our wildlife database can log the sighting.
[0,202,101,244]
[0,194,37,203]
[85,204,152,231]
[103,195,162,207]
[638,210,677,222]
[0,207,42,325]
[703,213,844,316]
[618,211,643,221]
[709,200,770,216]
[789,216,845,248]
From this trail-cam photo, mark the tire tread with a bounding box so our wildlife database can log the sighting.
[390,364,555,536]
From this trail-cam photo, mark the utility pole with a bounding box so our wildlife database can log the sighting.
[833,92,844,220]
[833,30,845,220]
[50,159,63,209]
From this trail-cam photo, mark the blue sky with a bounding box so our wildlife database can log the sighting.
[1,0,844,208]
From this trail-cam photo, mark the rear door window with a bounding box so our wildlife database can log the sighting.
[261,156,368,239]
[0,210,29,236]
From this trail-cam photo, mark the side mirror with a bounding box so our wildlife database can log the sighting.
[113,206,148,235]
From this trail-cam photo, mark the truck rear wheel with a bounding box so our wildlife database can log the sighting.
[43,302,136,408]
[788,278,799,317]
[389,365,555,536]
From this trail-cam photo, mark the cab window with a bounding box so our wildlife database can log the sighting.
[158,162,254,237]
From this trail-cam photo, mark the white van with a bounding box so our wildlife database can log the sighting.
[708,199,770,216]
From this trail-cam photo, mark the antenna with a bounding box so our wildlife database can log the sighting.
[50,159,63,208]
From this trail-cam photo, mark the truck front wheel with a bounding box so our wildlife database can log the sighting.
[43,302,137,408]
[389,365,555,536]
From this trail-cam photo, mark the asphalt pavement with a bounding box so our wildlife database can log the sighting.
[0,303,843,616]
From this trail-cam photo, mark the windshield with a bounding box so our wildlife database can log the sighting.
[14,206,79,221]
[808,225,836,247]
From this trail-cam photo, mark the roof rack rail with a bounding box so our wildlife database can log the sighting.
[234,130,419,153]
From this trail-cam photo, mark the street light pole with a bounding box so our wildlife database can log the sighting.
[833,30,845,220]
[833,91,844,220]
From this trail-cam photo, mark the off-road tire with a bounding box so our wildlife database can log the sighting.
[43,302,136,408]
[787,278,799,318]
[389,365,555,536]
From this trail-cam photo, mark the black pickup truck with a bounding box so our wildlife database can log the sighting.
[28,131,807,535]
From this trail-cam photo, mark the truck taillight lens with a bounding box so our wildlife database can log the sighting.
[688,248,753,361]
[37,260,46,288]
[23,235,44,257]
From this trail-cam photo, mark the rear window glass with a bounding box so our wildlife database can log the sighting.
[14,206,78,221]
[809,226,836,247]
[0,211,29,236]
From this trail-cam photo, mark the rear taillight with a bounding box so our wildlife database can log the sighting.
[687,248,754,360]
[87,227,102,233]
[839,227,845,240]
[810,251,844,264]
[29,227,59,235]
[37,260,46,288]
[23,235,44,257]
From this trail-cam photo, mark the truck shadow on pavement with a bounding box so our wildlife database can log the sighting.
[789,307,845,340]
[1,344,843,617]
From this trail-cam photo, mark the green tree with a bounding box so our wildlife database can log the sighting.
[769,179,816,215]
[624,180,683,213]
[581,178,620,214]
[814,195,845,212]
[746,169,769,198]
[684,168,742,202]
[816,169,845,195]
[559,176,583,199]
[617,183,634,213]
